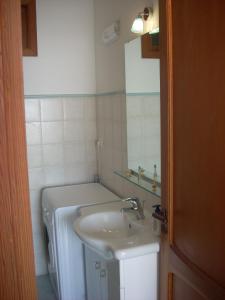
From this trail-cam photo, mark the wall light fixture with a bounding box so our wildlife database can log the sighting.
[131,7,153,34]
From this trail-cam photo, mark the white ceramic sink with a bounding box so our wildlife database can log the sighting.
[74,201,160,260]
[76,210,141,239]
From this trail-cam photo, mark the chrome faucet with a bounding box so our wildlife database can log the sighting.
[121,197,145,220]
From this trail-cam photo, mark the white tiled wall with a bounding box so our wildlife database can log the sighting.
[25,96,97,275]
[26,93,160,276]
[126,94,161,180]
[96,93,160,208]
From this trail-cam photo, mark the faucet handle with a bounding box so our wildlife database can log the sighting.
[122,197,139,202]
[121,197,139,210]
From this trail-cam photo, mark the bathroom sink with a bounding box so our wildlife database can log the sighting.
[74,201,160,260]
[76,210,139,239]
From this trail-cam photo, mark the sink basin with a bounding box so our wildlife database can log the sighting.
[74,201,160,260]
[76,210,139,239]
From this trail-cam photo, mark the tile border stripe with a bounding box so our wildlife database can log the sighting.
[24,91,160,99]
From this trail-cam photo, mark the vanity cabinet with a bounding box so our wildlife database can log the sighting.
[84,246,120,300]
[84,245,158,300]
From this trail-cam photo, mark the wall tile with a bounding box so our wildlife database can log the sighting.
[33,231,48,276]
[84,98,96,121]
[126,96,142,117]
[86,142,97,163]
[29,190,43,234]
[112,122,122,151]
[112,149,123,170]
[42,121,64,144]
[41,99,63,121]
[63,98,84,120]
[87,162,97,180]
[126,94,161,178]
[127,117,142,139]
[44,166,65,186]
[64,143,86,164]
[64,164,89,185]
[103,96,112,120]
[25,99,41,122]
[28,167,45,190]
[25,93,162,277]
[32,223,44,245]
[64,120,85,142]
[25,95,97,276]
[26,122,42,145]
[96,93,161,213]
[43,144,64,166]
[27,145,43,168]
[85,120,97,141]
[103,120,113,147]
[112,94,122,122]
[96,96,104,120]
[142,95,160,117]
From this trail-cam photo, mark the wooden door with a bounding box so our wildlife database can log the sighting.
[0,0,37,299]
[159,0,225,299]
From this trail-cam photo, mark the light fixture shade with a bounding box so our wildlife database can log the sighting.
[149,27,160,34]
[131,16,144,34]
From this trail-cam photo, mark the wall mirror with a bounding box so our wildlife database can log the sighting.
[115,36,161,197]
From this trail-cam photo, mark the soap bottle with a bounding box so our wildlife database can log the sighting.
[152,204,161,236]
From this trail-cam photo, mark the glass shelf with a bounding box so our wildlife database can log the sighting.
[114,170,161,198]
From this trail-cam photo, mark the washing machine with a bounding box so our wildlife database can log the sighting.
[42,183,119,300]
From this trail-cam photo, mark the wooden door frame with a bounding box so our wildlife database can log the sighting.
[159,0,170,298]
[0,0,37,299]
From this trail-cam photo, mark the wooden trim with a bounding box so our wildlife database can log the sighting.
[166,0,174,247]
[0,0,37,299]
[21,0,37,56]
[168,273,174,300]
[159,0,169,298]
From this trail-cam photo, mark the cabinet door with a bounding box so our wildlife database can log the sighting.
[84,246,121,300]
[85,247,102,300]
[99,261,108,300]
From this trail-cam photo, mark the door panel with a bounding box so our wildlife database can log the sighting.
[160,0,225,299]
[172,274,206,300]
[0,0,37,299]
[172,0,225,289]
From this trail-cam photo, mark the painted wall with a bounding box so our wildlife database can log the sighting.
[23,0,97,276]
[94,0,159,93]
[23,0,96,95]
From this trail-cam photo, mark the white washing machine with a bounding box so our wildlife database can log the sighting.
[42,183,119,300]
